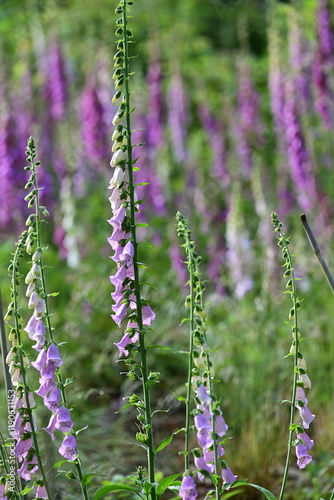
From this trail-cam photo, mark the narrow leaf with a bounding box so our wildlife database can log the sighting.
[156,473,182,497]
[232,482,276,500]
[93,484,141,500]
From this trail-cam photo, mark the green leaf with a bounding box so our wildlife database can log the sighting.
[155,432,175,453]
[20,485,34,495]
[137,223,149,227]
[223,489,245,499]
[48,292,60,297]
[232,482,276,500]
[156,473,182,497]
[93,484,142,500]
[82,473,99,486]
[53,459,72,468]
[147,344,171,351]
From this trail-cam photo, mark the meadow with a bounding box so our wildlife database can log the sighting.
[1,0,334,498]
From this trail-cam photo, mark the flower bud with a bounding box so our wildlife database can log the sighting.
[110,148,127,167]
[108,167,125,189]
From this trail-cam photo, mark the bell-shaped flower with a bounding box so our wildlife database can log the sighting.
[194,455,214,481]
[15,437,33,461]
[59,434,77,460]
[120,241,134,267]
[196,385,211,405]
[44,387,61,413]
[221,466,237,489]
[142,305,155,326]
[296,443,312,469]
[46,344,63,368]
[36,485,47,498]
[299,404,315,429]
[17,455,38,480]
[55,407,73,433]
[197,427,213,450]
[297,432,314,451]
[43,414,57,441]
[179,475,198,500]
[31,349,47,372]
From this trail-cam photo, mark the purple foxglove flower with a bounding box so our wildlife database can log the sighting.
[197,427,213,450]
[110,265,128,287]
[295,386,308,406]
[299,405,315,429]
[111,303,127,327]
[46,344,63,368]
[296,443,312,469]
[119,241,134,267]
[81,77,109,166]
[194,413,211,431]
[55,407,73,433]
[31,349,47,371]
[59,434,77,460]
[142,305,155,326]
[17,455,38,480]
[214,413,228,437]
[108,228,128,251]
[44,414,57,441]
[204,446,225,465]
[34,299,46,318]
[194,455,214,481]
[114,333,135,357]
[222,466,237,489]
[297,432,314,451]
[108,205,126,229]
[44,387,61,413]
[196,385,211,405]
[15,437,33,461]
[36,485,47,498]
[179,475,198,500]
[114,332,139,358]
[167,72,189,163]
[36,376,56,398]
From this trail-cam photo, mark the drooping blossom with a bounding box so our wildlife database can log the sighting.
[59,434,77,461]
[179,475,198,500]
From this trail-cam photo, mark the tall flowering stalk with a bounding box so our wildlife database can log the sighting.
[272,213,315,500]
[4,230,51,498]
[21,138,89,500]
[108,1,157,498]
[176,212,236,499]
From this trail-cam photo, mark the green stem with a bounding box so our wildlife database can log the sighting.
[278,235,299,500]
[28,144,89,500]
[121,3,156,497]
[11,235,52,500]
[183,234,195,471]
